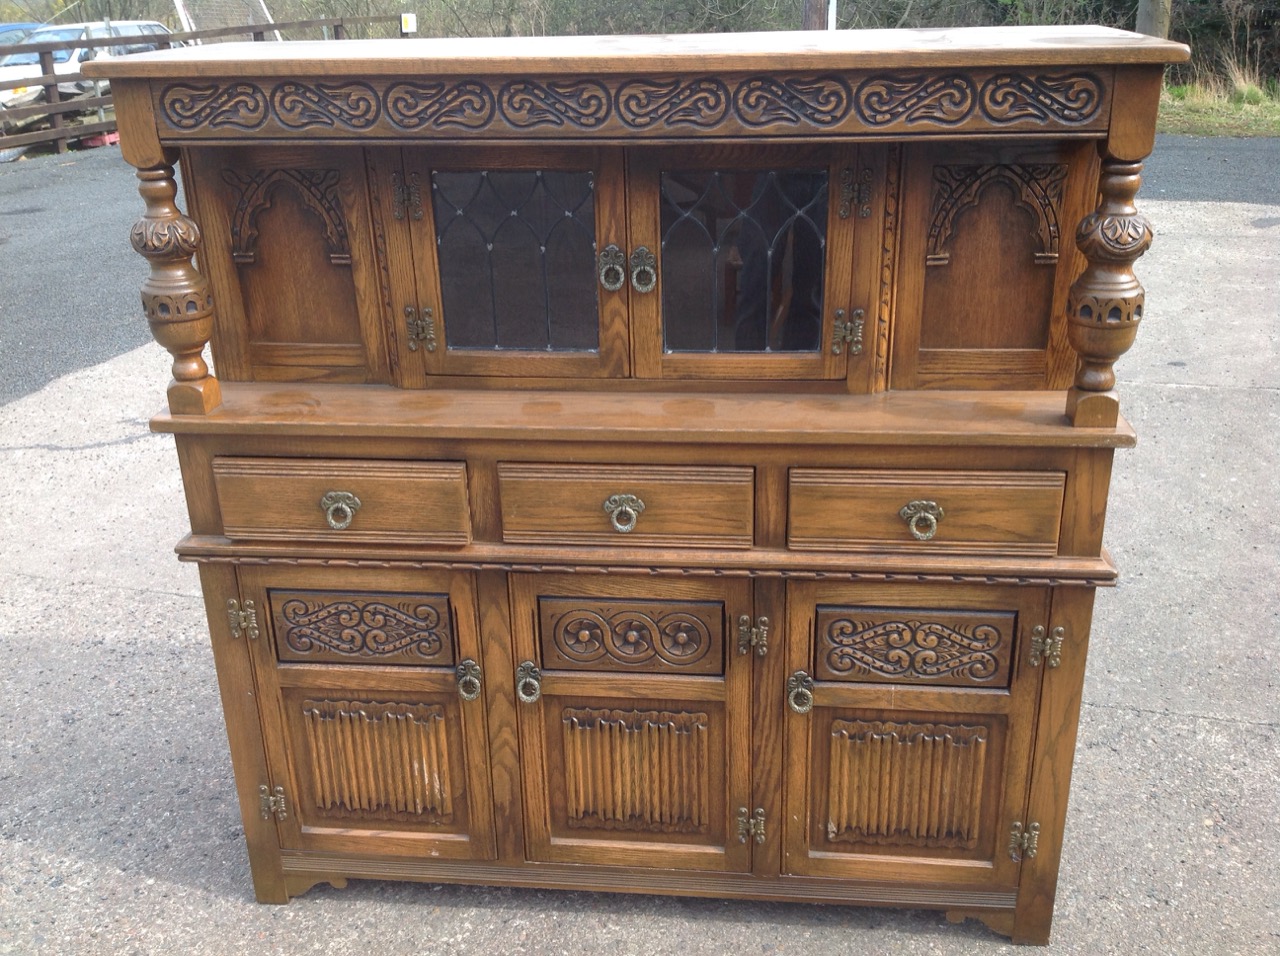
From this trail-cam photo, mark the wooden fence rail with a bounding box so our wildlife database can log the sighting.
[0,16,402,156]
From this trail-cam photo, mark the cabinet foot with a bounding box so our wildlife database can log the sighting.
[283,873,351,899]
[944,909,1023,943]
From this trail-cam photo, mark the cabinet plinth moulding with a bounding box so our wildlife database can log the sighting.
[88,25,1188,948]
[130,160,220,414]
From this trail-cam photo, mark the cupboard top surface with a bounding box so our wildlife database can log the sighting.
[86,26,1188,81]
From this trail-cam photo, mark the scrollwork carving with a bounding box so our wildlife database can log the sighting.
[823,618,1003,682]
[161,82,269,130]
[384,80,495,130]
[732,75,850,127]
[551,606,712,669]
[270,81,380,130]
[616,77,729,129]
[279,595,450,660]
[498,79,611,128]
[979,72,1103,125]
[854,74,976,127]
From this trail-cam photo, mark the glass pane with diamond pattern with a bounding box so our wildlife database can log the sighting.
[659,169,828,354]
[431,170,599,351]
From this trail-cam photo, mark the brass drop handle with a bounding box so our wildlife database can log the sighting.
[603,493,645,534]
[786,670,815,715]
[320,491,362,530]
[456,659,482,701]
[598,244,626,292]
[899,499,944,541]
[515,661,542,703]
[629,246,657,294]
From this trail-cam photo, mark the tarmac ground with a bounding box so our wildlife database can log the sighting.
[0,137,1277,955]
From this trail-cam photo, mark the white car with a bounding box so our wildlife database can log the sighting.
[0,20,172,108]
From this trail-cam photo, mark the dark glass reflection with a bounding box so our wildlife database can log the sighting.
[431,169,598,351]
[660,169,827,354]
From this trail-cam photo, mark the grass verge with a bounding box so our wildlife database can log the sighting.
[1158,80,1280,136]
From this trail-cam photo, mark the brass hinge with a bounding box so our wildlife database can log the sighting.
[831,308,865,355]
[1029,625,1064,668]
[736,806,766,844]
[226,598,259,640]
[391,170,423,221]
[405,305,437,352]
[260,784,288,821]
[1009,820,1040,862]
[737,615,769,657]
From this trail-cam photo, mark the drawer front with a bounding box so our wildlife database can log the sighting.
[213,458,471,545]
[788,468,1064,555]
[498,463,754,549]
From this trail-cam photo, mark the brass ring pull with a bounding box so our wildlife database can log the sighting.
[598,244,626,292]
[786,671,815,715]
[320,491,362,530]
[629,246,657,294]
[456,659,482,701]
[898,500,944,541]
[515,661,542,704]
[603,493,645,534]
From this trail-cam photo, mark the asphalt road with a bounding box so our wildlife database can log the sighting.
[0,134,1278,405]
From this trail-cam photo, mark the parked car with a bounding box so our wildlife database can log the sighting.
[0,22,40,46]
[0,20,173,108]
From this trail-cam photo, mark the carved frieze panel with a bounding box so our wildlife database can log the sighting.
[561,707,710,833]
[825,718,990,849]
[222,168,351,266]
[270,589,455,666]
[927,164,1068,266]
[300,698,454,823]
[538,596,723,675]
[814,606,1014,687]
[155,69,1110,141]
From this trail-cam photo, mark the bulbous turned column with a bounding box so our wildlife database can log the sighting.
[1065,160,1153,427]
[130,161,221,414]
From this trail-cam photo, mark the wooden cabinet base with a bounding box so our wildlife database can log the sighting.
[93,25,1187,949]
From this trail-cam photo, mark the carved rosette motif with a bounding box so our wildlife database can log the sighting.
[385,80,495,130]
[732,75,851,127]
[854,74,976,127]
[824,618,1003,682]
[270,81,381,130]
[130,164,217,400]
[280,596,449,659]
[222,168,351,265]
[498,79,611,128]
[1067,161,1154,392]
[552,607,712,669]
[616,78,730,128]
[978,72,1103,124]
[927,164,1068,266]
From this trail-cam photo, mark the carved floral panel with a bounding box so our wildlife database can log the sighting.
[538,596,724,675]
[270,589,455,666]
[814,605,1014,687]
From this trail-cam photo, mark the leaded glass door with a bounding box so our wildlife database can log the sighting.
[628,145,864,383]
[384,146,629,380]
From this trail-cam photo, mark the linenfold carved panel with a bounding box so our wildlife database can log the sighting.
[825,718,989,849]
[156,70,1108,141]
[561,707,710,833]
[300,699,455,823]
[222,168,352,266]
[539,597,723,675]
[815,606,1014,687]
[270,590,454,666]
[927,164,1067,266]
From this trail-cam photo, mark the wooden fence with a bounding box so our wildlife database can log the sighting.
[0,16,402,156]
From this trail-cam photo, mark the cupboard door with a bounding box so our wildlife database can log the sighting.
[783,582,1046,889]
[379,146,629,380]
[240,566,496,861]
[628,145,870,384]
[511,574,753,872]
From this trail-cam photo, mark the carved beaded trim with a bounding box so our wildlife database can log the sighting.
[157,70,1107,139]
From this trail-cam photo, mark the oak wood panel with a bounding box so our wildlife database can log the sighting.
[497,462,754,549]
[267,588,455,667]
[788,468,1066,555]
[213,457,470,545]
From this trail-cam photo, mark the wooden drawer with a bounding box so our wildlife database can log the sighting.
[788,468,1064,556]
[497,463,754,549]
[213,458,471,545]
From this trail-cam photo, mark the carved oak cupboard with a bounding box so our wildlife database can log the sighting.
[88,26,1187,945]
